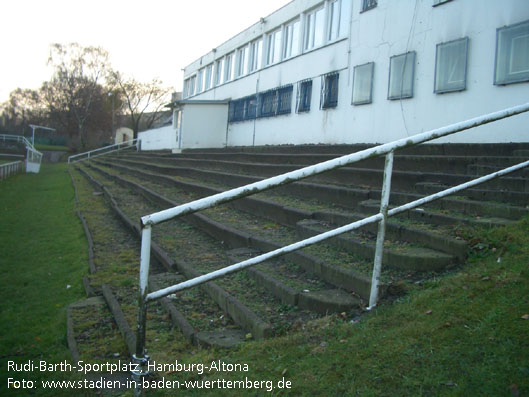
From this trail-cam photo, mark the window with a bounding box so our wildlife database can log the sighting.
[296,79,312,113]
[277,85,293,115]
[196,69,204,94]
[267,29,282,65]
[495,20,529,85]
[250,39,263,72]
[204,64,213,90]
[304,6,325,50]
[257,85,293,117]
[321,72,339,109]
[236,46,249,78]
[228,95,258,122]
[361,0,377,12]
[224,53,234,82]
[328,0,352,41]
[352,62,374,105]
[283,19,301,59]
[388,52,416,99]
[214,59,224,86]
[434,38,469,93]
[184,75,196,98]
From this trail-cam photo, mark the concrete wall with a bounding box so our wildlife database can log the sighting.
[182,0,529,147]
[138,125,177,151]
[179,103,229,149]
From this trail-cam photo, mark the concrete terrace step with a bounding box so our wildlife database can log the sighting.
[95,158,468,259]
[103,155,524,227]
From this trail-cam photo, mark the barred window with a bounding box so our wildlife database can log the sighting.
[321,72,339,109]
[245,95,257,120]
[296,80,312,113]
[259,90,277,117]
[277,85,293,115]
[228,95,257,123]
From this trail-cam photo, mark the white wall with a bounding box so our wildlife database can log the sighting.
[182,0,529,147]
[138,125,177,151]
[180,103,229,149]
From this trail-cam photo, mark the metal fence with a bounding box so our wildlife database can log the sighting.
[0,161,23,180]
[131,102,529,395]
[67,139,140,164]
[0,134,43,174]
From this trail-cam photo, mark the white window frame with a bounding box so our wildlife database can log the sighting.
[204,64,213,90]
[388,51,416,100]
[304,5,325,51]
[494,19,529,85]
[196,69,204,94]
[224,53,234,82]
[267,29,283,65]
[352,62,374,105]
[249,38,263,72]
[214,59,224,86]
[328,0,351,41]
[283,18,301,59]
[236,45,249,78]
[434,37,469,94]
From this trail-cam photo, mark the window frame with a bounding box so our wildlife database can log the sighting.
[434,37,469,94]
[296,79,313,113]
[387,51,416,100]
[352,62,374,105]
[236,45,249,78]
[224,53,234,83]
[283,18,301,59]
[266,28,283,65]
[304,5,325,51]
[494,19,529,85]
[249,38,263,72]
[204,64,213,90]
[320,72,339,109]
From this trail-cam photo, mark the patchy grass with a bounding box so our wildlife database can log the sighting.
[1,163,528,396]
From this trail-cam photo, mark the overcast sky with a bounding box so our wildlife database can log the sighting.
[0,0,292,102]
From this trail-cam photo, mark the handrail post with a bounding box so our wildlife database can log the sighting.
[368,150,394,310]
[132,225,152,396]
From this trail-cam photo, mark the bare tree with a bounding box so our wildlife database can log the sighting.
[45,43,111,149]
[0,88,44,134]
[112,72,172,139]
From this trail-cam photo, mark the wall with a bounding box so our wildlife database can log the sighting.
[182,0,529,147]
[179,103,229,149]
[138,125,177,151]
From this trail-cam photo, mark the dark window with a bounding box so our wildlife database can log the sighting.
[321,72,339,109]
[296,80,312,113]
[361,0,377,12]
[228,95,257,122]
[277,85,293,115]
[259,90,277,117]
[245,95,257,120]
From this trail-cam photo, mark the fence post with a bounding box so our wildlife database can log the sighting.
[368,150,394,309]
[132,225,152,396]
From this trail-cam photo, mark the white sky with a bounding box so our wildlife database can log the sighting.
[0,0,292,102]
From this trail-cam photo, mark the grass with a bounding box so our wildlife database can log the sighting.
[1,164,528,396]
[35,144,69,152]
[0,164,88,396]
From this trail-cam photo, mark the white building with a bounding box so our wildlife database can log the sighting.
[175,0,529,149]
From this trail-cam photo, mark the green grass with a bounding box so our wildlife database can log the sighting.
[0,164,88,396]
[0,165,528,396]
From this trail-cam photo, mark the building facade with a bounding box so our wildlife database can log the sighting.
[179,0,529,148]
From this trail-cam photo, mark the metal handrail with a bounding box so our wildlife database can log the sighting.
[0,134,43,174]
[68,139,140,164]
[131,103,529,394]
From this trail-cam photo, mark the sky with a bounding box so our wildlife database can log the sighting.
[0,0,292,102]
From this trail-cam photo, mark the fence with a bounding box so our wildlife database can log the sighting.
[0,134,43,174]
[0,161,23,180]
[130,102,529,395]
[67,139,140,164]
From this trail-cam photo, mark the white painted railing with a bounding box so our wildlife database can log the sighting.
[0,134,43,174]
[131,103,529,395]
[68,139,140,164]
[0,160,23,179]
